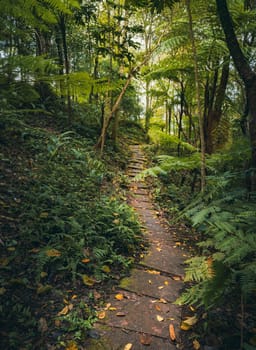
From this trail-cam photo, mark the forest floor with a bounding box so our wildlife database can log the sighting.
[85,144,194,350]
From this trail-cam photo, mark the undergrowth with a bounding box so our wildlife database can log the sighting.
[0,113,144,349]
[143,134,256,349]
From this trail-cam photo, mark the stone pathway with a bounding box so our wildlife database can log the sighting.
[86,145,189,350]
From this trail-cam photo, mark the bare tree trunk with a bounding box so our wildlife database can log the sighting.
[186,0,206,192]
[59,14,72,124]
[216,0,256,167]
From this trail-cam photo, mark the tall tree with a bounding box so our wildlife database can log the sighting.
[216,0,256,167]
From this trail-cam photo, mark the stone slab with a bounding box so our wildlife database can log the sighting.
[85,327,177,349]
[119,268,183,302]
[101,291,182,339]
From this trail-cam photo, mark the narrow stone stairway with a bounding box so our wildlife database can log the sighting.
[86,145,189,350]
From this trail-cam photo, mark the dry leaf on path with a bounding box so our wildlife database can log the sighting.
[156,315,164,322]
[155,304,161,311]
[97,311,106,319]
[140,333,152,345]
[146,269,160,275]
[116,312,127,317]
[115,293,124,300]
[169,324,176,341]
[124,344,133,350]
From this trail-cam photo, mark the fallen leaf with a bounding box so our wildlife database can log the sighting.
[155,304,161,311]
[140,333,152,345]
[124,343,133,350]
[29,248,40,253]
[159,298,167,303]
[116,312,127,317]
[45,248,61,257]
[193,339,200,349]
[183,315,198,326]
[164,281,169,285]
[172,276,182,281]
[169,324,176,341]
[81,274,95,286]
[109,307,117,311]
[156,315,164,322]
[65,341,78,350]
[40,271,48,278]
[81,258,90,263]
[115,293,124,300]
[180,321,191,331]
[105,303,111,310]
[148,280,152,284]
[71,294,77,300]
[146,269,160,275]
[57,305,69,316]
[158,286,164,290]
[156,247,162,252]
[97,311,106,319]
[101,265,111,273]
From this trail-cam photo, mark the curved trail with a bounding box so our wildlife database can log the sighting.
[86,145,189,349]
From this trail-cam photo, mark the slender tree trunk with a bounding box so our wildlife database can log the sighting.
[216,0,256,166]
[186,0,206,192]
[59,14,72,124]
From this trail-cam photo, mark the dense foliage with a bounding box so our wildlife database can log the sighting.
[1,0,256,349]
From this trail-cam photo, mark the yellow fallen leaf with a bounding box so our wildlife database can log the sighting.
[81,274,95,286]
[46,248,61,257]
[115,293,124,300]
[156,315,164,322]
[159,298,167,303]
[71,294,77,300]
[183,315,198,326]
[101,265,111,273]
[148,280,152,284]
[81,258,90,263]
[180,321,191,331]
[124,344,132,350]
[65,341,78,350]
[158,286,164,290]
[57,305,69,316]
[164,281,169,285]
[97,311,106,319]
[173,276,182,281]
[169,324,176,341]
[109,307,117,311]
[105,303,111,310]
[156,247,162,252]
[146,269,160,275]
[193,339,201,349]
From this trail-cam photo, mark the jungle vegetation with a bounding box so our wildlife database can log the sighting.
[0,0,255,349]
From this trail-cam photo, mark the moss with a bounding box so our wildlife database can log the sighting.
[119,277,132,289]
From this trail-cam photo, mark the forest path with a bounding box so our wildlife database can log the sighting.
[86,145,189,350]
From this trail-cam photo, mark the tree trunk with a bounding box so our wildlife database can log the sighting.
[186,0,206,192]
[205,57,230,154]
[216,0,256,166]
[59,14,72,124]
